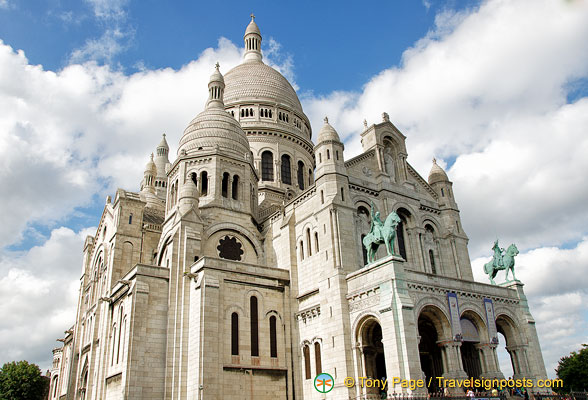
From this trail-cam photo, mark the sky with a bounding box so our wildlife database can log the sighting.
[0,0,587,381]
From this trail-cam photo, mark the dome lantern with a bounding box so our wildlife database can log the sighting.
[206,62,225,109]
[244,13,262,63]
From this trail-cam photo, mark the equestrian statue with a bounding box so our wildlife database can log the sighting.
[362,203,402,264]
[483,239,519,285]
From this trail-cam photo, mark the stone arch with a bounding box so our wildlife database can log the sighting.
[355,314,388,395]
[416,303,452,341]
[495,312,523,347]
[459,306,489,342]
[204,223,263,263]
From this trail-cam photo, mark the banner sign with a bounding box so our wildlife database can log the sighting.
[484,298,499,344]
[447,292,462,340]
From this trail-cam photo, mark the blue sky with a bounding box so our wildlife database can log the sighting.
[0,0,587,380]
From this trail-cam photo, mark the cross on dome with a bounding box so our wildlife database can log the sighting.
[324,116,329,124]
[250,13,255,20]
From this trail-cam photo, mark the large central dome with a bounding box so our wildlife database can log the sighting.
[224,62,303,113]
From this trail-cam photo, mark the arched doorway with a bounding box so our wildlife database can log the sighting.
[418,306,450,393]
[460,317,482,379]
[357,318,387,396]
[496,314,526,378]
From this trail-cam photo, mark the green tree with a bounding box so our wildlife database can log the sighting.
[555,344,588,393]
[0,361,48,400]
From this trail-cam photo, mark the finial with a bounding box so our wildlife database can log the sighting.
[150,153,154,161]
[163,133,166,138]
[363,119,367,128]
[324,116,329,124]
[215,61,220,70]
[432,157,437,164]
[250,13,255,21]
[382,112,390,122]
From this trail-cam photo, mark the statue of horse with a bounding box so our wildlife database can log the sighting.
[362,211,402,264]
[484,243,519,285]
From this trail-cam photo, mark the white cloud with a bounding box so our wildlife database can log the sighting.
[85,0,129,21]
[0,37,242,249]
[0,227,93,369]
[69,28,131,64]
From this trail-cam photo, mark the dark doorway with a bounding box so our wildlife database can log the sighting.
[361,320,387,396]
[418,316,443,393]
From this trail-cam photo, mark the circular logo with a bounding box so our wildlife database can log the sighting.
[314,373,334,393]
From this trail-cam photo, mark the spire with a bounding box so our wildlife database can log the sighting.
[244,14,262,63]
[206,62,225,109]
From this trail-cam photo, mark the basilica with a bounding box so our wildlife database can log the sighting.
[48,16,548,400]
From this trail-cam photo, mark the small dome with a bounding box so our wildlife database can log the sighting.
[317,117,341,143]
[145,153,157,175]
[179,64,250,157]
[428,158,449,184]
[245,16,261,36]
[209,63,224,86]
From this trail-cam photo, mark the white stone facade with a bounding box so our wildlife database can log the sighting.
[48,16,548,400]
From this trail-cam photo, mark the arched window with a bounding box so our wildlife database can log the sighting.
[308,169,312,186]
[314,232,319,253]
[297,161,305,190]
[327,149,330,160]
[200,171,208,196]
[441,188,445,197]
[303,345,311,379]
[222,172,229,198]
[319,153,322,163]
[340,187,345,202]
[262,151,273,181]
[300,241,304,260]
[396,209,410,260]
[52,375,59,398]
[314,342,322,374]
[281,154,292,185]
[306,228,311,256]
[232,175,239,200]
[320,190,324,204]
[429,250,437,275]
[269,316,277,358]
[231,312,239,356]
[190,172,197,186]
[250,296,259,357]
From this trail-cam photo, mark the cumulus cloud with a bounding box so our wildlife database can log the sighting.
[0,227,94,369]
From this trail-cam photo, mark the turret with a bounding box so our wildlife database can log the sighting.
[428,158,457,209]
[154,134,170,199]
[314,117,346,180]
[244,14,262,63]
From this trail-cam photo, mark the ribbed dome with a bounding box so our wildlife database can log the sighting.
[178,108,250,155]
[224,62,303,113]
[317,117,341,143]
[428,158,449,184]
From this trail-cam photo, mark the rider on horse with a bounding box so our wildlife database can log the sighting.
[370,204,384,242]
[492,240,504,270]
